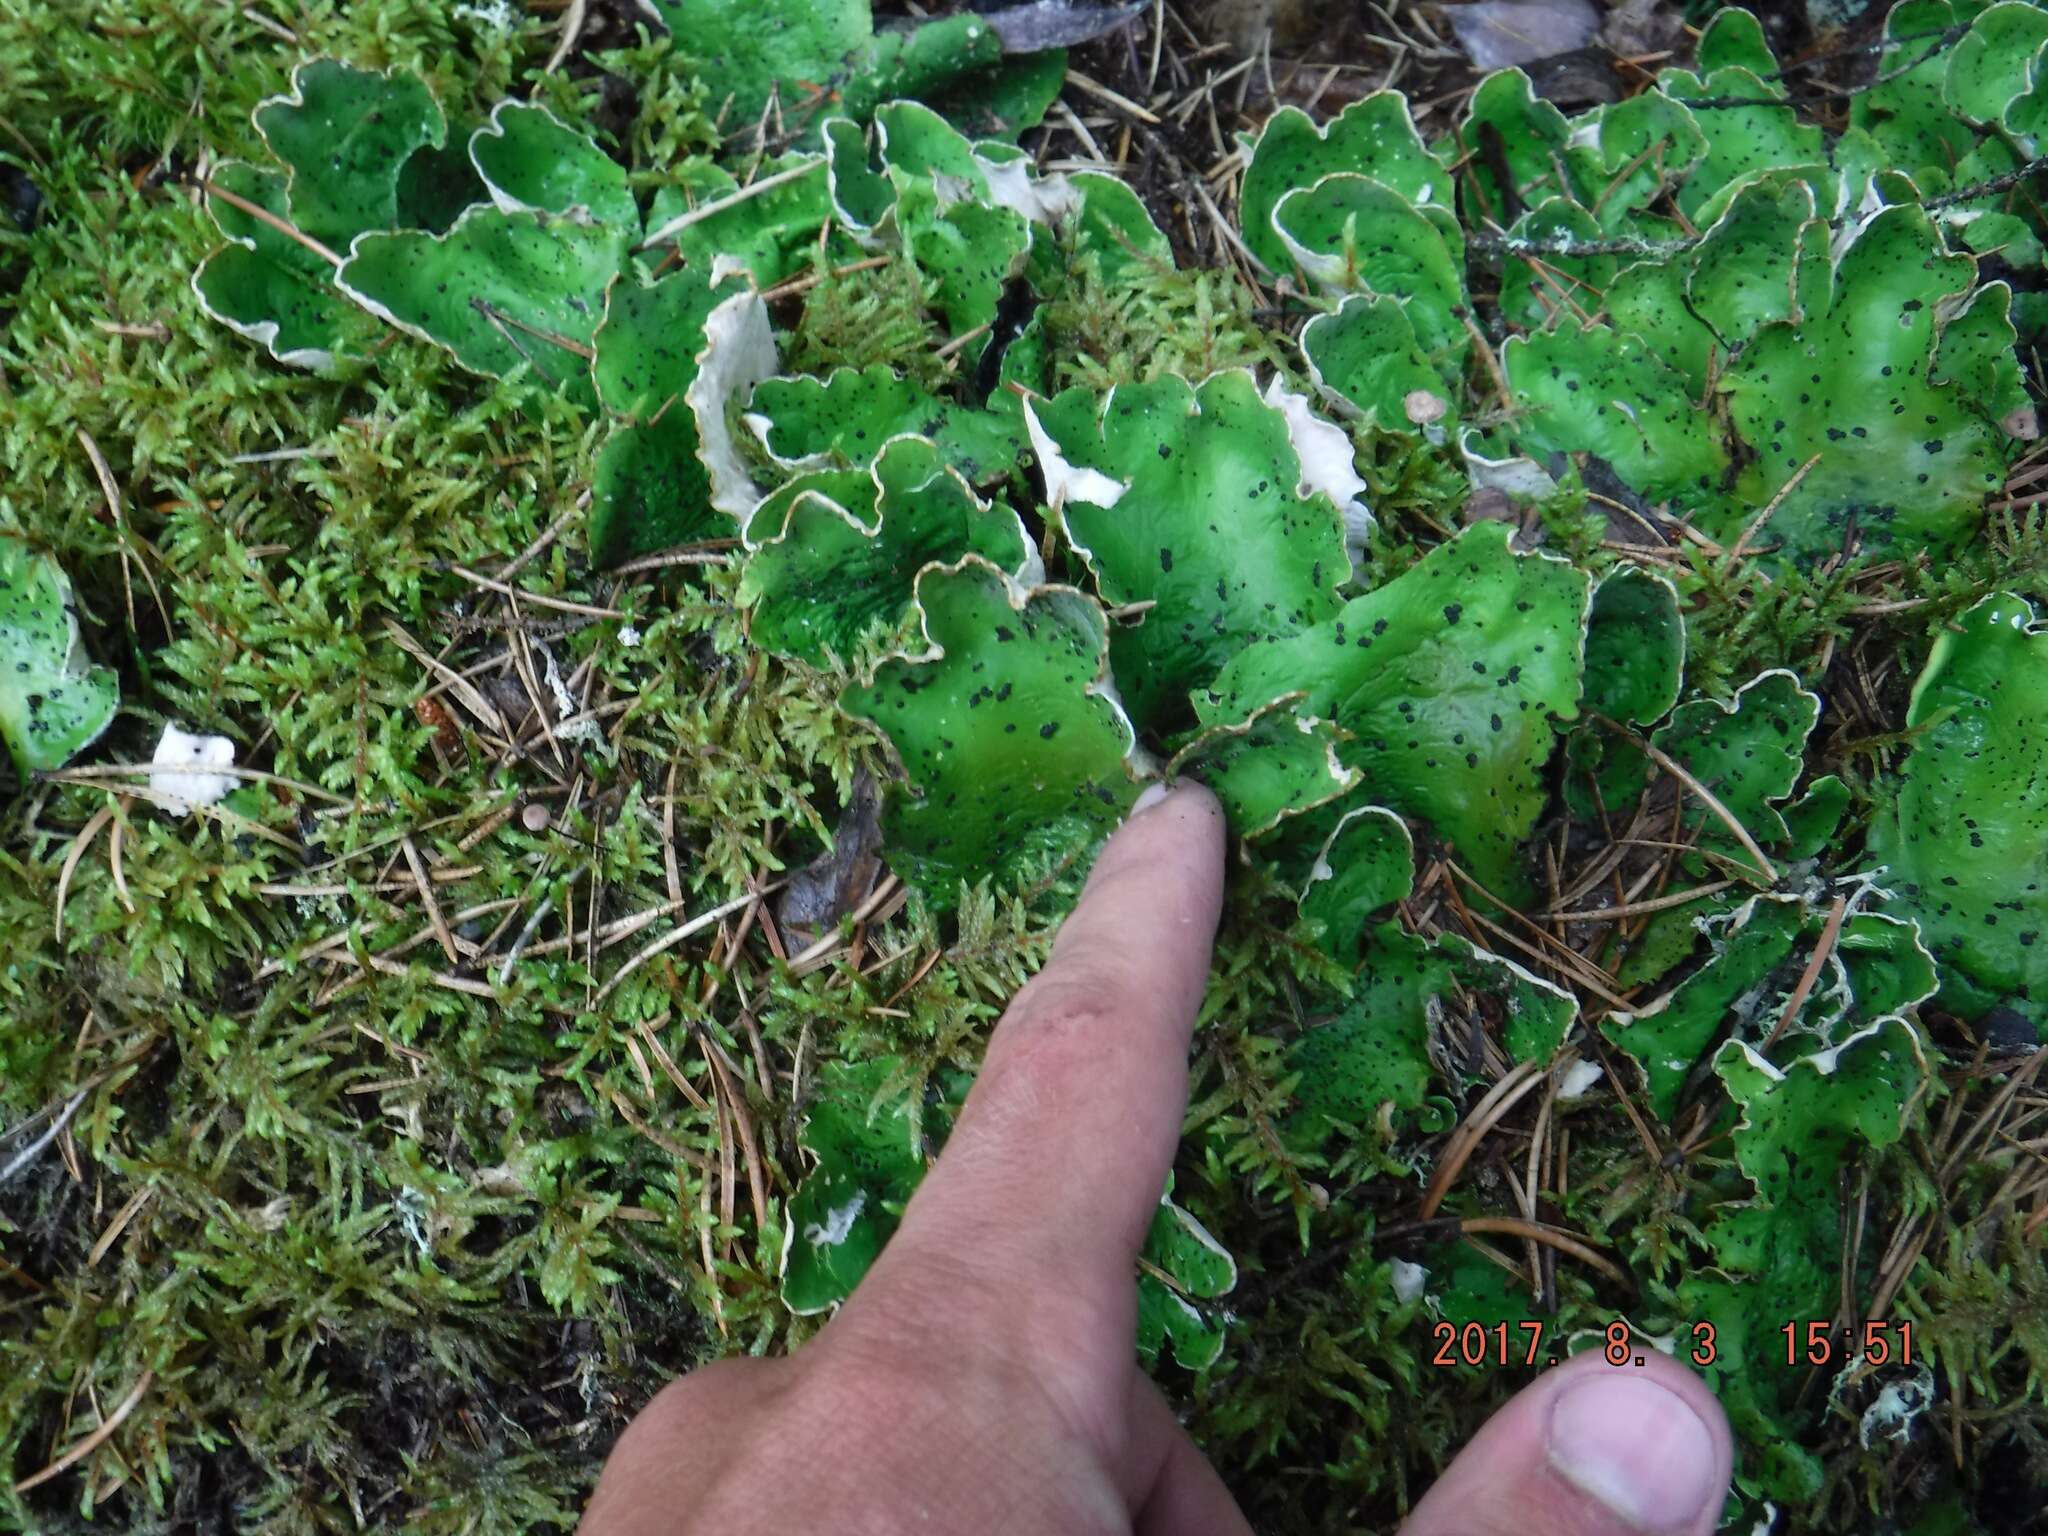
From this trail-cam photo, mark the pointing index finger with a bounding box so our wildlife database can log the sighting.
[857,782,1226,1339]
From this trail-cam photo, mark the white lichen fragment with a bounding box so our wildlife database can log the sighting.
[1023,399,1130,511]
[149,724,237,814]
[1557,1056,1605,1100]
[1262,376,1370,523]
[804,1190,867,1249]
[689,286,780,522]
[980,155,1080,224]
[453,0,518,30]
[1390,1259,1429,1303]
[1859,1366,1934,1449]
[1461,428,1558,499]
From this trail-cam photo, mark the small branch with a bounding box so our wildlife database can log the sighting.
[78,427,171,633]
[1457,1216,1631,1288]
[447,564,626,619]
[761,254,894,302]
[1727,452,1822,565]
[1767,22,1966,82]
[1469,153,2048,263]
[473,301,562,389]
[637,159,826,250]
[1461,311,1512,413]
[383,619,509,737]
[1474,231,1692,258]
[1590,712,1782,886]
[603,1083,709,1171]
[1419,1058,1547,1222]
[496,892,554,987]
[470,299,595,361]
[1761,894,1850,1051]
[199,180,344,267]
[1441,861,1634,1009]
[1542,879,1734,923]
[44,763,351,805]
[336,950,498,999]
[401,835,460,967]
[1065,68,1162,125]
[53,805,114,943]
[787,874,904,975]
[592,885,783,1006]
[1678,95,1813,110]
[12,1371,154,1494]
[543,0,587,73]
[1925,154,2048,210]
[934,320,994,363]
[0,1088,91,1187]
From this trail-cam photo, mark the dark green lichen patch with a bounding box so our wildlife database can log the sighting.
[1506,319,1725,505]
[1237,93,1451,278]
[1028,371,1353,734]
[471,101,637,228]
[0,538,119,778]
[193,60,453,370]
[1287,918,1573,1148]
[1197,523,1588,896]
[1719,206,2017,563]
[1676,1016,1931,1504]
[1165,694,1358,840]
[1135,1184,1238,1369]
[781,1057,932,1316]
[1603,892,1935,1122]
[740,437,1034,664]
[841,558,1143,906]
[645,0,1053,136]
[1653,668,1819,850]
[338,207,624,407]
[586,267,748,563]
[750,364,1025,484]
[1869,593,2048,1034]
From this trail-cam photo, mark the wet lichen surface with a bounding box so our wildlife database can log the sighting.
[4,1,2048,1532]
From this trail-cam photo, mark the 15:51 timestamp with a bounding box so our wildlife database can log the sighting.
[1782,1319,1914,1366]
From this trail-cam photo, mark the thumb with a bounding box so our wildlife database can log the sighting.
[1402,1347,1733,1536]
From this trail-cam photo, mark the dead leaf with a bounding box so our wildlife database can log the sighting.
[1444,0,1599,70]
[979,0,1150,52]
[777,772,884,936]
[1601,0,1684,58]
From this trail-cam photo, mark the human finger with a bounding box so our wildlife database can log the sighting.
[1123,1369,1254,1536]
[852,782,1226,1353]
[1400,1347,1733,1536]
[579,1358,791,1535]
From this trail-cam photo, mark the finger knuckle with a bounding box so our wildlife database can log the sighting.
[982,988,1124,1116]
[1008,975,1124,1051]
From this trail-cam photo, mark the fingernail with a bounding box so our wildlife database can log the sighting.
[1546,1375,1719,1534]
[1131,781,1172,816]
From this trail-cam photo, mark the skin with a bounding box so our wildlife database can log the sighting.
[583,784,1735,1536]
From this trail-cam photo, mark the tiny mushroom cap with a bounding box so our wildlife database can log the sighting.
[1404,389,1449,426]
